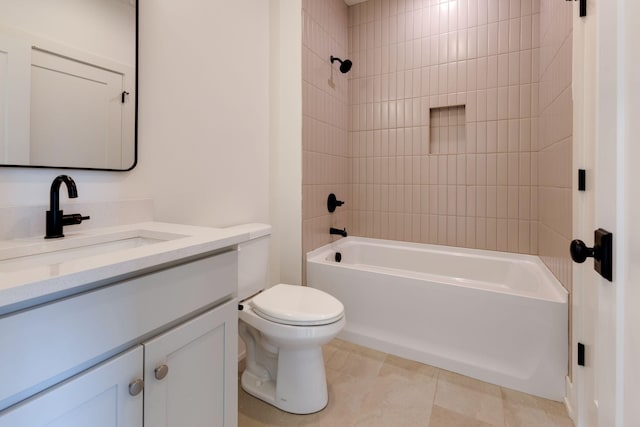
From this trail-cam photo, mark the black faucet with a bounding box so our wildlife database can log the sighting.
[45,175,90,239]
[330,227,347,238]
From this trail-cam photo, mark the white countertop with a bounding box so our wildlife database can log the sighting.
[0,222,254,316]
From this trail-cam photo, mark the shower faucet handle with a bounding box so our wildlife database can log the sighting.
[327,193,344,213]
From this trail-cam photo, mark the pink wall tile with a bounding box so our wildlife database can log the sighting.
[485,218,497,249]
[478,217,489,248]
[302,0,350,282]
[338,0,572,292]
[498,21,510,54]
[537,0,572,289]
[488,23,499,55]
[496,218,507,250]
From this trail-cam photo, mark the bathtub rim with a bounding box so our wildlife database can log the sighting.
[306,236,568,304]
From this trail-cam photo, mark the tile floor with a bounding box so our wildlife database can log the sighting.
[238,339,575,427]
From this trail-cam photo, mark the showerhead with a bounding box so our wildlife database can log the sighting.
[331,56,353,74]
[339,59,352,73]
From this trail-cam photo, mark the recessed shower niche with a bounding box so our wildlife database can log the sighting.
[429,106,466,155]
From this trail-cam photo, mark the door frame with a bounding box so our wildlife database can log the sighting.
[571,0,640,425]
[619,0,640,425]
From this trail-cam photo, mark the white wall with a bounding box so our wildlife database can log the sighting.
[139,0,270,228]
[269,0,303,285]
[0,0,270,234]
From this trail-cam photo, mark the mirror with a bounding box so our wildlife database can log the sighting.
[0,0,137,171]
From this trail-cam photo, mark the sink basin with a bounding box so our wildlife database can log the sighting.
[0,229,187,273]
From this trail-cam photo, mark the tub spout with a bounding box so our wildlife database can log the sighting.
[330,227,347,237]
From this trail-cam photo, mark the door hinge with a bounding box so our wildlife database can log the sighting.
[578,342,585,366]
[566,0,586,17]
[578,169,586,191]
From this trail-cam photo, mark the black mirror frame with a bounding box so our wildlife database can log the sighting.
[1,2,138,172]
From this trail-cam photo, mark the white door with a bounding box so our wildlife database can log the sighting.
[0,346,143,427]
[29,48,126,169]
[143,300,238,427]
[0,33,30,164]
[573,0,640,426]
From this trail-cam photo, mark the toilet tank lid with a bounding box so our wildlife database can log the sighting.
[225,223,271,239]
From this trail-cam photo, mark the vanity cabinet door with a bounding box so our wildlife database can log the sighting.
[0,346,143,427]
[143,299,238,427]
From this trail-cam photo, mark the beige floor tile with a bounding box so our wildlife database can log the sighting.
[434,370,505,426]
[238,385,320,427]
[321,342,337,362]
[504,402,551,427]
[238,413,264,427]
[531,394,574,420]
[502,388,575,427]
[544,412,575,427]
[350,343,388,360]
[429,404,499,427]
[328,338,360,352]
[324,344,350,372]
[315,374,376,426]
[338,346,385,379]
[355,374,436,427]
[379,353,439,380]
[239,340,574,427]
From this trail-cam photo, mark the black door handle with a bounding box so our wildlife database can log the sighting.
[569,228,612,282]
[570,239,597,263]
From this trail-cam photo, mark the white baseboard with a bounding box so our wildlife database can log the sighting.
[564,375,577,423]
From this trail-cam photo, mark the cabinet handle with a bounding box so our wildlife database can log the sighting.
[154,364,169,380]
[128,378,144,396]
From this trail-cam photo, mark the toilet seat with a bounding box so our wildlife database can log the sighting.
[250,284,344,326]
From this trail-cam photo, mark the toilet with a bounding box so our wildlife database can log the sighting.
[233,224,345,414]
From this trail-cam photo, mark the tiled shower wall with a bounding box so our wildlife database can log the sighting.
[348,0,541,254]
[301,0,573,292]
[537,0,572,289]
[301,0,350,279]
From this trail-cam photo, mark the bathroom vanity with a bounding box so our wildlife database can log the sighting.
[0,222,249,426]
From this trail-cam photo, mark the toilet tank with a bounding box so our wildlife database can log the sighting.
[226,223,272,301]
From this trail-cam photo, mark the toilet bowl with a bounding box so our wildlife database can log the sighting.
[231,224,345,414]
[239,284,345,414]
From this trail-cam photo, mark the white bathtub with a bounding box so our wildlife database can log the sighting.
[306,237,568,401]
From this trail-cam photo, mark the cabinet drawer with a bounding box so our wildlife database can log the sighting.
[0,250,237,410]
